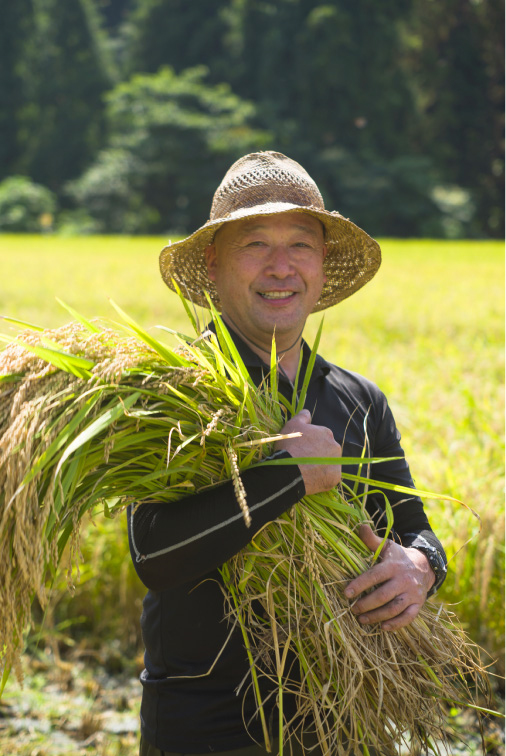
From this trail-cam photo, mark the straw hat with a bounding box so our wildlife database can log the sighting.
[159,151,381,312]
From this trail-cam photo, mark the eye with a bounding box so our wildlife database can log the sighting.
[245,240,267,247]
[292,240,317,250]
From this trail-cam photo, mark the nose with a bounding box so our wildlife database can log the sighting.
[265,244,294,277]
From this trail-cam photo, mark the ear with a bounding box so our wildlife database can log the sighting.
[205,244,217,282]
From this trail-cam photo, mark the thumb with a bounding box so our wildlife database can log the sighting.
[292,409,311,424]
[358,523,384,554]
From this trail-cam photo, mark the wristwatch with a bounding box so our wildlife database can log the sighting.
[403,533,448,598]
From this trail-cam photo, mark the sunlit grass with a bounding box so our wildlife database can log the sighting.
[0,234,176,327]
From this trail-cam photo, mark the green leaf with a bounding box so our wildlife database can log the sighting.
[55,392,141,477]
[270,332,279,406]
[0,315,44,331]
[290,348,305,415]
[0,659,12,699]
[342,472,476,511]
[9,339,95,378]
[55,299,102,333]
[294,315,324,415]
[170,278,200,335]
[108,299,186,367]
[204,294,258,424]
[205,294,255,388]
[0,372,22,383]
[22,390,104,485]
[253,456,401,467]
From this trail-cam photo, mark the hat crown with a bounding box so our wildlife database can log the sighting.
[210,151,325,220]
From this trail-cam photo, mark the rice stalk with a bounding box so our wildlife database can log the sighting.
[223,494,492,754]
[0,300,494,754]
[0,310,278,684]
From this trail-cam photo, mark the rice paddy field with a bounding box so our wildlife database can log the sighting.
[0,234,504,755]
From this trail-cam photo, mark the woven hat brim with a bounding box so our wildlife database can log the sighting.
[159,203,381,312]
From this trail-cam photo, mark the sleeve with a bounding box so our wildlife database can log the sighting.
[127,450,306,592]
[365,391,448,592]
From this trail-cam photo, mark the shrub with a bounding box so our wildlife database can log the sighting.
[0,175,57,232]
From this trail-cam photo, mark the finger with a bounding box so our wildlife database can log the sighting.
[293,409,311,424]
[350,578,397,614]
[358,523,385,554]
[344,561,392,600]
[381,602,422,632]
[354,592,411,625]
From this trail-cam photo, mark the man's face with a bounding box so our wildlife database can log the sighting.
[205,212,327,351]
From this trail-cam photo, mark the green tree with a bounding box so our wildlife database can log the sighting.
[0,0,35,178]
[20,0,113,192]
[122,0,230,77]
[118,0,445,236]
[210,0,418,156]
[404,0,504,237]
[68,66,270,233]
[115,0,503,236]
[219,0,446,235]
[97,0,132,30]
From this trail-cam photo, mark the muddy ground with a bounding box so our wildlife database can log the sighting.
[0,650,503,756]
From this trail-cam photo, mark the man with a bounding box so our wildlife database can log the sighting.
[129,152,447,755]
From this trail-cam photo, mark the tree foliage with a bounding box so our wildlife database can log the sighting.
[0,176,57,232]
[68,67,269,233]
[14,0,113,192]
[1,0,503,236]
[404,0,505,236]
[122,0,231,77]
[0,0,35,177]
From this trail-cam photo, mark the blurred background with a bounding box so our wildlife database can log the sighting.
[0,2,504,754]
[1,0,504,239]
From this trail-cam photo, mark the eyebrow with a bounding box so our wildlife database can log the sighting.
[240,222,321,237]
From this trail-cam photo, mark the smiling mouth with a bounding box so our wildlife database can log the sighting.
[259,291,296,300]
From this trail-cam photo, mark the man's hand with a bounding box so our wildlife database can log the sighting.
[344,524,436,632]
[274,409,342,495]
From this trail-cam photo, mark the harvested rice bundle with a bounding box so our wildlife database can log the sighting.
[0,302,491,754]
[0,303,282,683]
[224,497,490,753]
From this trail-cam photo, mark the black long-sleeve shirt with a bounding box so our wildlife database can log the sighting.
[128,333,446,753]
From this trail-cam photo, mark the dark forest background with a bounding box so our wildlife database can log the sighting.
[1,0,504,238]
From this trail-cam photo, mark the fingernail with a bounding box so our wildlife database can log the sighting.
[344,588,354,598]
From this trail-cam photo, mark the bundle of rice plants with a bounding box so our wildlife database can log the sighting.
[0,297,493,754]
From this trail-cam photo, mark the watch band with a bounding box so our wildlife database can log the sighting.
[402,533,448,598]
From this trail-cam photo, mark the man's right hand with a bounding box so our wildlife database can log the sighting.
[274,409,342,495]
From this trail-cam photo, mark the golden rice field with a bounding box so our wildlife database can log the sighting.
[0,234,504,754]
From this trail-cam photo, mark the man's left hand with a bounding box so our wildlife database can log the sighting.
[344,524,436,632]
